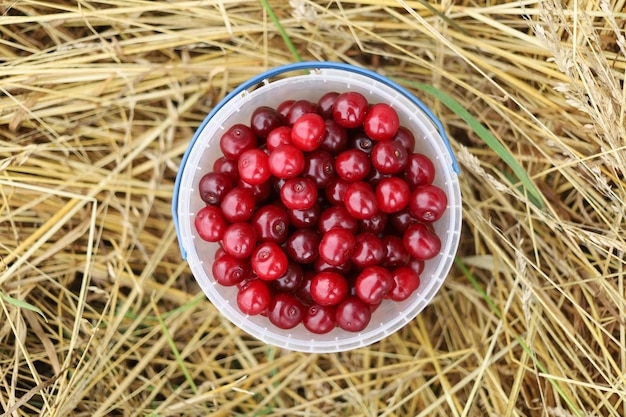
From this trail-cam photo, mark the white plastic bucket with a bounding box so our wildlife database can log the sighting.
[173,62,462,353]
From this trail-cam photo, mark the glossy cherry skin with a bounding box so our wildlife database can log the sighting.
[393,126,416,153]
[358,211,388,234]
[251,242,289,281]
[335,149,371,182]
[320,119,348,154]
[303,304,337,334]
[318,228,356,267]
[409,184,448,223]
[276,99,295,120]
[375,177,411,213]
[389,207,419,233]
[355,266,394,304]
[268,293,305,329]
[220,187,256,223]
[371,140,409,174]
[344,182,379,220]
[271,261,304,292]
[351,232,385,269]
[288,202,320,229]
[403,222,441,260]
[280,177,318,210]
[386,266,420,302]
[238,148,271,185]
[285,228,320,264]
[332,91,369,128]
[335,295,371,332]
[251,106,282,138]
[221,222,257,259]
[349,130,375,154]
[381,235,410,268]
[363,103,400,141]
[212,254,251,286]
[325,177,350,205]
[237,178,273,204]
[318,205,358,234]
[213,156,239,185]
[285,100,317,126]
[198,172,233,206]
[237,279,271,315]
[310,271,349,306]
[404,153,436,188]
[219,124,257,160]
[194,205,227,242]
[251,204,289,244]
[317,91,339,119]
[268,144,305,179]
[302,149,336,188]
[291,113,326,152]
[266,126,292,150]
[294,270,316,305]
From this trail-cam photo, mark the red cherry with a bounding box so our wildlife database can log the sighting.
[404,153,436,188]
[363,103,400,141]
[318,205,358,234]
[251,242,289,281]
[266,126,292,150]
[251,204,289,244]
[318,228,356,267]
[250,106,282,138]
[332,92,368,128]
[335,149,371,182]
[371,140,409,174]
[375,177,410,213]
[310,271,349,306]
[387,266,420,301]
[221,222,257,259]
[409,184,448,222]
[302,149,336,188]
[355,266,394,304]
[220,187,256,223]
[268,144,305,179]
[198,172,233,206]
[344,181,379,220]
[280,177,318,210]
[351,232,385,269]
[335,296,371,332]
[194,205,227,242]
[237,279,271,315]
[268,293,305,329]
[212,254,251,286]
[317,91,339,119]
[291,113,326,152]
[393,126,416,153]
[237,148,271,185]
[403,223,441,260]
[303,304,337,334]
[285,100,317,126]
[285,228,320,264]
[219,124,257,160]
[271,261,304,292]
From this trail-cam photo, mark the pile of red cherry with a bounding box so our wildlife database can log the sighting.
[194,91,447,334]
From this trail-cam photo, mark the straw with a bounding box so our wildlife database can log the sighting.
[1,0,625,416]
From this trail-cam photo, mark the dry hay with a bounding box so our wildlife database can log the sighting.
[1,0,625,416]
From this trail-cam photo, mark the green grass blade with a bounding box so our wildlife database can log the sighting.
[259,0,302,62]
[396,79,544,209]
[151,299,198,395]
[0,291,47,322]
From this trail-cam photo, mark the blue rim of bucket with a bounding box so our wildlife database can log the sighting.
[172,61,460,259]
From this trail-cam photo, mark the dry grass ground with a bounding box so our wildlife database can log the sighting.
[1,0,625,416]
